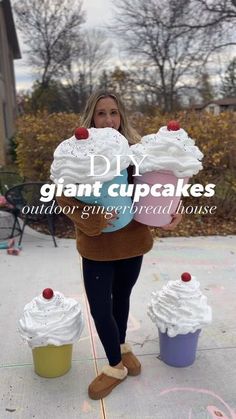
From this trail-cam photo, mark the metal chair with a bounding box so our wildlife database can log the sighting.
[5,182,57,247]
[0,172,24,239]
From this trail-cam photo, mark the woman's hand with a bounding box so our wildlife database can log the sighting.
[161,213,182,231]
[102,210,119,229]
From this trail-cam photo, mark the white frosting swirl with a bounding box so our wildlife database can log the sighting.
[130,126,203,177]
[18,291,84,348]
[147,277,212,337]
[50,127,131,184]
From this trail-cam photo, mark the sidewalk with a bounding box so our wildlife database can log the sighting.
[1,227,236,419]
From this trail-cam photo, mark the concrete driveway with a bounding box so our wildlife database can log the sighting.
[1,227,236,419]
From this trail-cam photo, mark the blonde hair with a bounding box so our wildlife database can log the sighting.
[80,90,141,144]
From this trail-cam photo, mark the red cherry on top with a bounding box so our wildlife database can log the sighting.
[74,127,89,140]
[42,288,54,299]
[181,272,192,282]
[167,120,180,131]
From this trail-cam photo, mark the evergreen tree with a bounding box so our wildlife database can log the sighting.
[198,72,215,103]
[221,58,236,97]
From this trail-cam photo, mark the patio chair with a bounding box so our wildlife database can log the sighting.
[0,172,24,238]
[5,182,57,247]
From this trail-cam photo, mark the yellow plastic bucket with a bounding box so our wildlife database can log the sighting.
[32,344,73,378]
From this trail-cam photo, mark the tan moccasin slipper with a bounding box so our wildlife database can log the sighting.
[88,365,128,400]
[121,343,141,376]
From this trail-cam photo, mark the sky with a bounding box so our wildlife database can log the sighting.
[13,0,236,93]
[14,0,114,91]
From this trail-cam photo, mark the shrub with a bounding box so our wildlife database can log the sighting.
[131,110,236,220]
[15,111,80,181]
[15,110,236,222]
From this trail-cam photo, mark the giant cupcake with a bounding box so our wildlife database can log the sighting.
[130,121,204,226]
[18,288,84,377]
[50,127,133,232]
[147,272,212,367]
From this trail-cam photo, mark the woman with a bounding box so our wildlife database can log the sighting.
[56,90,182,400]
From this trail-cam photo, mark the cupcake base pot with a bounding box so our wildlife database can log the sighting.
[133,170,189,227]
[32,344,73,378]
[158,329,201,367]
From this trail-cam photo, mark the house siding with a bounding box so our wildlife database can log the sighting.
[0,1,19,166]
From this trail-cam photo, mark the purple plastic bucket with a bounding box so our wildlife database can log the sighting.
[133,170,189,227]
[158,329,201,367]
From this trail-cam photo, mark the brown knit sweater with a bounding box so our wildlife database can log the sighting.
[56,194,153,261]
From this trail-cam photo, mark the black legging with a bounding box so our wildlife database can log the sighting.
[82,255,143,366]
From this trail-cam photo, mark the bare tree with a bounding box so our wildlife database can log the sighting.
[13,0,85,86]
[79,29,112,94]
[184,0,236,26]
[165,0,236,52]
[111,0,220,112]
[62,29,112,110]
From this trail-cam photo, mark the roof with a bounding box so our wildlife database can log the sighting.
[1,0,21,59]
[212,97,236,106]
[190,104,205,110]
[189,97,236,110]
